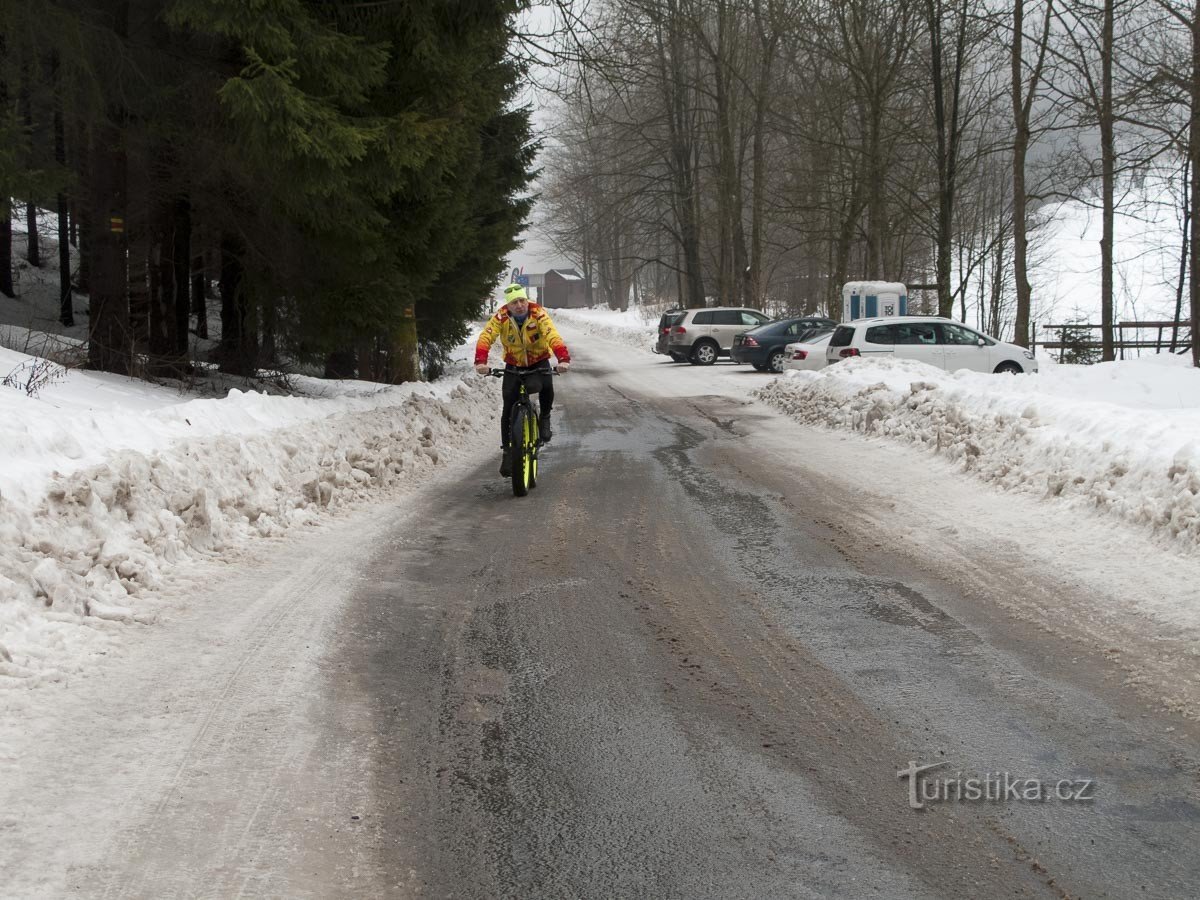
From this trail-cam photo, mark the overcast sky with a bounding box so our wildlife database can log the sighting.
[502,3,576,282]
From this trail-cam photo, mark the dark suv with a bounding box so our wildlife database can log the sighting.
[653,308,687,359]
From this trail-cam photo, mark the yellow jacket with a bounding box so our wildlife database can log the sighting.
[475,302,571,367]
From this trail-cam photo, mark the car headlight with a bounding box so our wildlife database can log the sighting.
[1022,350,1035,360]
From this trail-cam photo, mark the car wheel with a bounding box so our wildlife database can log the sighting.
[993,361,1023,374]
[691,340,719,366]
[669,351,686,363]
[768,349,786,373]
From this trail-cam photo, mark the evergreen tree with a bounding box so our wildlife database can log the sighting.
[4,0,537,381]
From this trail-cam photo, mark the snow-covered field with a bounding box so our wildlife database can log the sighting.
[0,338,498,691]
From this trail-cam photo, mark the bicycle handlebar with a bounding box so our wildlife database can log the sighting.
[486,366,562,377]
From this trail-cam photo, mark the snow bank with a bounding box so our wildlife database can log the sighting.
[550,307,656,353]
[0,348,497,685]
[756,355,1200,550]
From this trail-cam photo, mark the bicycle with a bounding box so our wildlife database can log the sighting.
[487,366,558,497]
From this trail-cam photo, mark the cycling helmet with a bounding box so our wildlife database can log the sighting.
[503,283,528,303]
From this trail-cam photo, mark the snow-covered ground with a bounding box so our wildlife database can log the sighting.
[760,354,1200,551]
[0,335,498,697]
[551,306,657,353]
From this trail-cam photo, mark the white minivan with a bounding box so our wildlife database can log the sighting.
[824,317,1038,374]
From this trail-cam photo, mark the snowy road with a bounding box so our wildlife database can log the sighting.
[5,332,1200,897]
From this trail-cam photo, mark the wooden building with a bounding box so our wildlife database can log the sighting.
[538,268,589,309]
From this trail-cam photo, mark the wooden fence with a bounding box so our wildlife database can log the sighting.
[1033,320,1193,359]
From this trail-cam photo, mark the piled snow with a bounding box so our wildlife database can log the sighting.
[0,343,497,685]
[550,306,657,353]
[757,355,1200,550]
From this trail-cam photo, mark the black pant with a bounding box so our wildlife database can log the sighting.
[501,361,554,448]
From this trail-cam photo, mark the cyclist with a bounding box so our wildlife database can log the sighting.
[475,283,571,476]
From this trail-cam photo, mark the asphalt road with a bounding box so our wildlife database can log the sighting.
[329,360,1200,899]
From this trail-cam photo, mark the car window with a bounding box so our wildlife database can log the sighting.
[938,323,983,345]
[785,320,818,335]
[829,325,855,347]
[709,310,742,325]
[659,313,684,329]
[692,310,714,325]
[865,325,895,344]
[894,323,937,345]
[745,311,768,326]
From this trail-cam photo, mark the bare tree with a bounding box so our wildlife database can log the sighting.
[1010,0,1056,348]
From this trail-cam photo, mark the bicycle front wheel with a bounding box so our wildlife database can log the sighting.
[510,405,534,496]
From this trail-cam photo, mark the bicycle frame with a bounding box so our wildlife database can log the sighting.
[487,366,558,496]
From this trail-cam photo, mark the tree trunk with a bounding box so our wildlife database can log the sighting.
[356,335,374,380]
[866,110,887,279]
[714,0,738,305]
[21,75,39,269]
[390,304,421,383]
[86,119,131,374]
[1191,1,1200,367]
[192,253,207,339]
[261,295,276,364]
[928,0,963,318]
[25,203,39,268]
[0,202,12,298]
[1012,0,1032,348]
[76,159,91,298]
[1174,158,1189,353]
[128,173,153,351]
[0,53,10,297]
[748,1,777,310]
[832,186,864,313]
[1010,0,1053,348]
[1099,0,1115,362]
[658,0,706,308]
[171,196,191,358]
[54,61,73,326]
[219,232,255,375]
[149,237,167,357]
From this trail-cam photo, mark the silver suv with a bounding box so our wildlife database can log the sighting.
[667,307,770,365]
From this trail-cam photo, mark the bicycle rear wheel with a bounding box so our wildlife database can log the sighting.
[510,405,534,496]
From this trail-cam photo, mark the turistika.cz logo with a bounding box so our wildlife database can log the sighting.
[897,761,1097,810]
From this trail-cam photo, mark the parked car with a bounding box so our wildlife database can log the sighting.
[730,317,837,372]
[666,307,771,365]
[825,317,1039,373]
[782,328,836,372]
[653,308,687,360]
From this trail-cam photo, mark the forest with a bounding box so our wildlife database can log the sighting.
[536,0,1199,363]
[0,0,537,380]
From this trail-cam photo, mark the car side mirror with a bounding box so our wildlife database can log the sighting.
[976,338,986,347]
